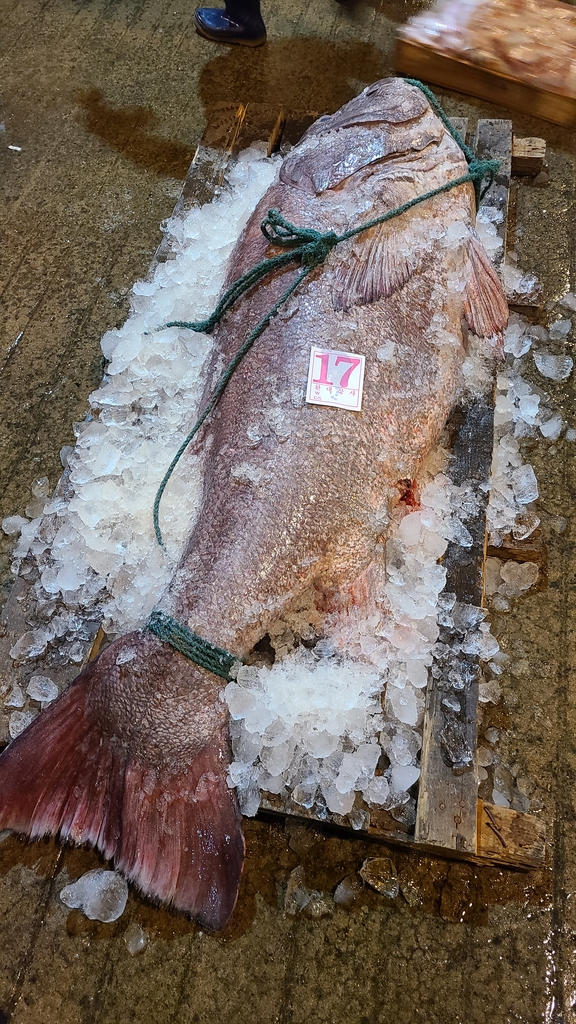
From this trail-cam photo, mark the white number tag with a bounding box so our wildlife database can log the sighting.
[305,346,365,412]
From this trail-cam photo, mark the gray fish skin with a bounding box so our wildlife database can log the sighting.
[0,79,508,931]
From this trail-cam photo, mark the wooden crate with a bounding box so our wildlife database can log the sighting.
[395,37,576,129]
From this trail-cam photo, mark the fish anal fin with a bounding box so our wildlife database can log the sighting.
[464,228,509,348]
[0,634,245,931]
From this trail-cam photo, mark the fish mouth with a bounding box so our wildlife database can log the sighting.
[300,78,431,139]
[279,76,450,197]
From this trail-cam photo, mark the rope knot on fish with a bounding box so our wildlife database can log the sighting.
[261,208,340,268]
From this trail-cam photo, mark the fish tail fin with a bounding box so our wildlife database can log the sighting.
[0,632,245,930]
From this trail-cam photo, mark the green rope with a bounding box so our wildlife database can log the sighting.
[147,608,239,680]
[153,78,500,549]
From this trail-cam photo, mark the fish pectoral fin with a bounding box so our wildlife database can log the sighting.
[0,633,245,931]
[464,228,509,347]
[331,220,421,311]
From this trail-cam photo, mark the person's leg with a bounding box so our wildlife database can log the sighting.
[194,0,266,46]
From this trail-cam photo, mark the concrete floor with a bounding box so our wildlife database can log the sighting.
[1,0,576,1019]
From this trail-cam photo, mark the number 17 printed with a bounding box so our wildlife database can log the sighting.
[306,346,365,412]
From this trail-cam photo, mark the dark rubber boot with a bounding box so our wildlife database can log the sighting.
[194,0,266,46]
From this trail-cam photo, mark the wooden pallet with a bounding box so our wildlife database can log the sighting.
[0,102,547,872]
[158,104,546,870]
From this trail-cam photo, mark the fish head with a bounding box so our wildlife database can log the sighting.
[279,78,452,196]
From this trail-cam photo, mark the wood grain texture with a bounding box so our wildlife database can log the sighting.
[512,137,546,177]
[477,801,546,866]
[414,119,512,855]
[395,37,576,128]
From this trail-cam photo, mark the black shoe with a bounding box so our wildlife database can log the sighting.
[194,7,267,45]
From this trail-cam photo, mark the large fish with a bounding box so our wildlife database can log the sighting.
[0,78,507,930]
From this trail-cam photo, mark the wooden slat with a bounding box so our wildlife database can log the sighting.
[414,119,513,855]
[152,104,286,272]
[260,798,546,870]
[414,403,494,853]
[395,37,576,129]
[474,117,513,270]
[487,528,545,564]
[512,137,546,177]
[279,112,320,155]
[476,801,546,867]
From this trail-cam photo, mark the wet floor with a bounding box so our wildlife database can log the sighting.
[1,0,576,1019]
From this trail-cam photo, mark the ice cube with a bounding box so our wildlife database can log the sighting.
[511,465,538,504]
[558,292,576,312]
[5,684,25,708]
[391,764,420,791]
[533,351,573,381]
[1,515,29,537]
[491,789,511,808]
[503,324,531,358]
[124,922,148,956]
[60,869,129,922]
[517,394,540,422]
[238,783,261,817]
[477,746,493,767]
[479,680,502,704]
[359,857,399,898]
[364,775,390,806]
[387,685,419,727]
[9,710,36,738]
[500,560,539,595]
[9,629,52,661]
[333,874,363,904]
[26,675,59,704]
[284,866,311,915]
[512,511,540,541]
[325,785,356,815]
[548,319,572,340]
[540,414,563,440]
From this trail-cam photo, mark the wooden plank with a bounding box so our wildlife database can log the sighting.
[474,117,513,270]
[0,106,546,872]
[512,137,546,177]
[279,112,320,155]
[395,37,576,129]
[414,402,494,854]
[487,528,546,565]
[152,104,285,272]
[476,801,546,867]
[259,799,545,870]
[414,119,513,855]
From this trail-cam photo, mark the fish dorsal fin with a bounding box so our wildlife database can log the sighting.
[464,228,509,340]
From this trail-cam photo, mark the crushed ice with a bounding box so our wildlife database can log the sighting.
[224,459,501,820]
[5,148,281,643]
